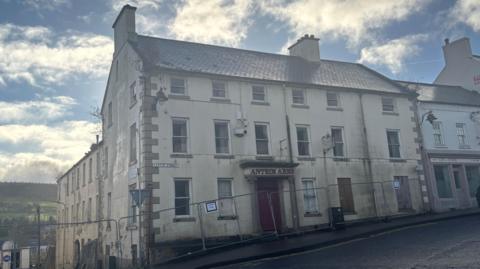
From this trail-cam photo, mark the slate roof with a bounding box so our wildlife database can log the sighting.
[132,35,408,94]
[396,81,480,107]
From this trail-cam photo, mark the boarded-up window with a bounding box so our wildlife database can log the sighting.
[338,178,355,213]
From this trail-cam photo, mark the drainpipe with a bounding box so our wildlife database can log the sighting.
[358,93,378,218]
[282,84,300,231]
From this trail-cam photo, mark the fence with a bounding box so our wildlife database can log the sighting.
[145,177,423,263]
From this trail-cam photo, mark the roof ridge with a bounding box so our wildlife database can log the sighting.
[136,34,357,66]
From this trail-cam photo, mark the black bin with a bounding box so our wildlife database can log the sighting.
[329,207,345,230]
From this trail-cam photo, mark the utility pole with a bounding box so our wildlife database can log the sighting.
[36,205,41,269]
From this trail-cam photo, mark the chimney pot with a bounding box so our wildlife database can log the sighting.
[445,38,449,45]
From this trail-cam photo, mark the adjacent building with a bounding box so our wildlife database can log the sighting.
[399,81,480,212]
[57,5,428,268]
[435,37,480,93]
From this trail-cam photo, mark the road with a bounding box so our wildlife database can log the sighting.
[219,215,480,269]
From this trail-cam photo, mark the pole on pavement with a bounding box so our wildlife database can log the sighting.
[37,205,41,269]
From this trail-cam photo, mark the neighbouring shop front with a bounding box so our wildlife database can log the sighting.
[428,154,480,211]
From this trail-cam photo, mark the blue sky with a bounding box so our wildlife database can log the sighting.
[0,0,479,183]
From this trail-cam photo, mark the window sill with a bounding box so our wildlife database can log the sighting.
[173,217,196,222]
[210,97,231,103]
[298,156,315,161]
[459,145,471,149]
[382,111,399,116]
[214,154,235,159]
[434,145,448,148]
[291,104,309,109]
[255,155,274,160]
[170,153,193,159]
[129,160,138,166]
[217,215,237,220]
[168,94,191,100]
[389,158,407,163]
[333,157,349,162]
[304,212,322,217]
[251,101,270,106]
[326,107,343,112]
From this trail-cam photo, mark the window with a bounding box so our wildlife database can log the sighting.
[252,85,266,102]
[326,92,339,107]
[82,201,85,222]
[218,179,232,198]
[108,102,113,127]
[296,125,310,156]
[255,123,270,155]
[331,127,344,157]
[174,179,190,216]
[218,179,234,216]
[96,194,99,220]
[130,81,137,105]
[214,121,230,154]
[170,78,186,95]
[104,147,109,178]
[96,152,100,177]
[466,166,480,197]
[292,89,305,105]
[88,158,92,183]
[82,163,86,186]
[456,123,467,146]
[130,123,137,163]
[386,130,401,158]
[107,192,112,219]
[432,121,444,146]
[302,179,318,213]
[76,167,80,189]
[172,118,188,153]
[87,198,92,222]
[434,165,453,198]
[115,60,118,81]
[128,184,137,224]
[338,178,355,213]
[382,97,395,112]
[212,81,226,98]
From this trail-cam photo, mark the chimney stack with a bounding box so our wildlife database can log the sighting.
[112,5,137,56]
[288,34,320,62]
[442,37,472,65]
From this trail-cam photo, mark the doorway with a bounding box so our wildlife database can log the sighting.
[256,179,282,232]
[453,166,470,208]
[394,176,412,212]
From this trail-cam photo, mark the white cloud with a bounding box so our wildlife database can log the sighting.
[449,0,480,32]
[358,34,428,75]
[0,121,98,183]
[168,0,254,46]
[0,23,113,87]
[21,0,70,10]
[259,0,430,48]
[0,96,76,124]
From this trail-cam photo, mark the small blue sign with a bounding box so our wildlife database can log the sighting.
[129,189,150,207]
[3,255,11,262]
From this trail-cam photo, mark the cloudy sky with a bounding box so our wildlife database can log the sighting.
[0,0,479,183]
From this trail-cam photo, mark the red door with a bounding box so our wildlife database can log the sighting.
[257,180,282,232]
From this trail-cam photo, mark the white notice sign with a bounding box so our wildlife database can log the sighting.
[205,201,218,213]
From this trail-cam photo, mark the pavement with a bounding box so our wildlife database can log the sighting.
[151,208,480,269]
